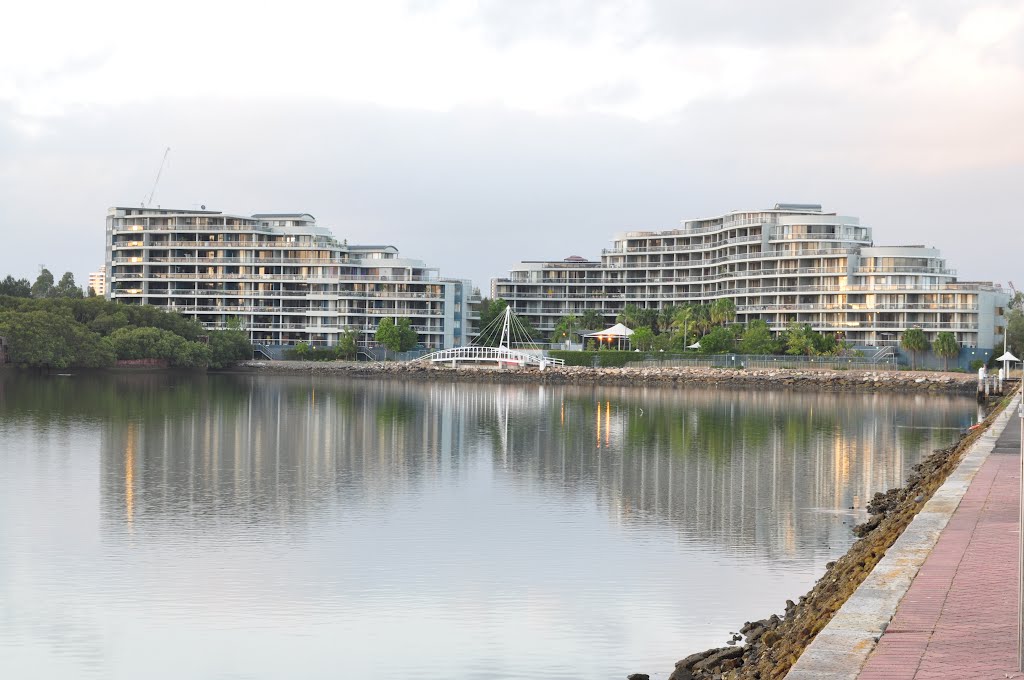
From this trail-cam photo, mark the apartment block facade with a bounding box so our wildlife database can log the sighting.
[88,265,107,297]
[493,204,1007,354]
[105,207,476,350]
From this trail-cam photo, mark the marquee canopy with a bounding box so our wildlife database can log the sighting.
[583,323,634,339]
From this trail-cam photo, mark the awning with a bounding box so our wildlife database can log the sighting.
[583,323,634,338]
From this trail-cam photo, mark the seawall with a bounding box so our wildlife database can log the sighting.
[231,360,979,393]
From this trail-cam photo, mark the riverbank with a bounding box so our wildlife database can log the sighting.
[658,390,1017,680]
[232,360,979,392]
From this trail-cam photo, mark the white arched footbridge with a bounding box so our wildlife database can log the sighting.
[417,345,563,368]
[413,306,564,369]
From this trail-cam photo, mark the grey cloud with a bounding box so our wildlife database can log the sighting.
[469,0,1004,49]
[0,95,1020,294]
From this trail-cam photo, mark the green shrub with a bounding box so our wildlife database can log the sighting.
[106,326,210,368]
[208,329,252,368]
[597,350,645,367]
[547,350,595,367]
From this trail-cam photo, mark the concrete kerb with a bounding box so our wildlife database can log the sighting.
[786,391,1022,680]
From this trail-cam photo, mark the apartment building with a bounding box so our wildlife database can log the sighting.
[493,203,1007,354]
[105,207,476,350]
[88,265,107,297]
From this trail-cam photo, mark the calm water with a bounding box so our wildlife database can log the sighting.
[0,372,975,679]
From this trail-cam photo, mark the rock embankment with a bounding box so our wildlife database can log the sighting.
[656,398,1006,680]
[233,360,978,392]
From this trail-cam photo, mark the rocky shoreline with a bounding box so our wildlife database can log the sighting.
[232,360,978,393]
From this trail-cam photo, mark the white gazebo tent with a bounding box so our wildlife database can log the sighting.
[584,323,634,350]
[995,351,1020,380]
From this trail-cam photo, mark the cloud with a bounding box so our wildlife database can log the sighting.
[0,93,1021,292]
[0,1,1021,291]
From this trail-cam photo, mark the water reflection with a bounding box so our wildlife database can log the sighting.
[0,372,974,679]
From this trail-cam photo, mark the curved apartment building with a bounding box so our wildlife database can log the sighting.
[106,207,475,350]
[493,203,1007,354]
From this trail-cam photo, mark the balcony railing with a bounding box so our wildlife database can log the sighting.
[601,234,763,255]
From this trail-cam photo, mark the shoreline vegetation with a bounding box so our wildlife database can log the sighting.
[0,296,251,370]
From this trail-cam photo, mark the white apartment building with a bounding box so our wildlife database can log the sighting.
[105,207,476,350]
[88,265,107,297]
[493,204,1008,355]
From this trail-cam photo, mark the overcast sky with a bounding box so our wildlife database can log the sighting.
[1,0,1022,291]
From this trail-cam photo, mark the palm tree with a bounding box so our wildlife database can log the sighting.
[933,331,959,371]
[710,297,736,328]
[901,328,929,370]
[657,305,677,335]
[672,306,695,347]
[580,308,603,331]
[692,304,711,336]
[617,304,644,329]
[550,314,578,345]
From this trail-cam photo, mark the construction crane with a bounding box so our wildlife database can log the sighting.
[144,147,171,207]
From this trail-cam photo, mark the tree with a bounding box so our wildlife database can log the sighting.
[396,317,418,351]
[656,305,678,335]
[338,328,359,360]
[0,310,114,368]
[739,320,777,355]
[671,305,695,347]
[901,328,929,370]
[1007,308,1024,361]
[631,326,655,351]
[699,326,735,354]
[476,298,507,332]
[31,269,54,299]
[375,317,401,352]
[88,310,130,335]
[550,314,579,345]
[813,332,839,356]
[617,304,656,330]
[53,272,84,299]
[932,331,959,371]
[375,317,418,352]
[106,326,210,367]
[579,308,603,331]
[783,323,818,356]
[208,327,252,369]
[692,304,711,336]
[617,304,642,328]
[710,298,736,328]
[0,275,31,298]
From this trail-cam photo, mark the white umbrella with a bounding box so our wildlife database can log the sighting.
[996,351,1020,380]
[687,341,701,349]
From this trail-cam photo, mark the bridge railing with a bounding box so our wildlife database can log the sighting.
[416,346,565,367]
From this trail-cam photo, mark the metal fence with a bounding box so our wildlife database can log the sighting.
[636,353,900,371]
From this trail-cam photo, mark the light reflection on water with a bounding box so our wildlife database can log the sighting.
[0,372,973,679]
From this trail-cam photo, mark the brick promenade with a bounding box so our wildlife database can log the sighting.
[858,411,1023,680]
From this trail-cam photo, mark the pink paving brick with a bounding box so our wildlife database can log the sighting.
[857,423,1022,680]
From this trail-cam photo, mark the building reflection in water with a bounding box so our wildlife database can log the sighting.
[100,376,972,562]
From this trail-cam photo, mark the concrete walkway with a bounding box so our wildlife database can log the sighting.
[857,403,1022,680]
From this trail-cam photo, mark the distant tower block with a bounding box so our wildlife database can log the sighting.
[88,265,107,297]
